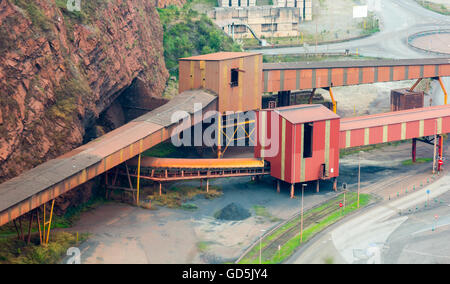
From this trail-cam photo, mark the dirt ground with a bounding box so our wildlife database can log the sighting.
[324,80,435,118]
[70,176,338,264]
[301,0,370,42]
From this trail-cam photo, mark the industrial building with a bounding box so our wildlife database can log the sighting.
[208,0,312,40]
[179,52,262,113]
[255,105,340,195]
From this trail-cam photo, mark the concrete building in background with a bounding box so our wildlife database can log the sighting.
[217,0,257,7]
[210,0,312,40]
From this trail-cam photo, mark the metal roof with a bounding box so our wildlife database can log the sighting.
[340,104,450,131]
[263,58,450,71]
[180,52,261,61]
[274,104,340,124]
[134,89,217,127]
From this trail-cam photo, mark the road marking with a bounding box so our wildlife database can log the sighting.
[402,248,450,260]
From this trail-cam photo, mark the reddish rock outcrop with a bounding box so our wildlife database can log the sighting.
[0,0,171,182]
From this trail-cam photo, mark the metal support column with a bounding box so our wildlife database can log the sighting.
[438,77,448,105]
[217,114,222,159]
[324,87,337,113]
[27,212,34,244]
[41,199,55,245]
[409,78,422,92]
[277,180,280,193]
[316,180,320,193]
[290,183,295,199]
[333,177,337,192]
[412,138,417,163]
[308,88,316,104]
[136,154,141,206]
[438,135,444,172]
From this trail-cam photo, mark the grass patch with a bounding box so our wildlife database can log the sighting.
[358,12,380,36]
[417,1,450,15]
[253,205,280,222]
[181,203,199,211]
[0,197,107,238]
[54,197,107,229]
[148,185,222,208]
[142,142,188,158]
[238,193,371,264]
[13,0,51,32]
[197,241,213,252]
[323,256,334,264]
[0,232,88,264]
[0,192,106,263]
[402,157,433,166]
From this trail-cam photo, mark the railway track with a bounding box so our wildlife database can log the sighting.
[237,193,358,263]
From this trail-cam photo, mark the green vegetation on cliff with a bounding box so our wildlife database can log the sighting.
[158,0,241,77]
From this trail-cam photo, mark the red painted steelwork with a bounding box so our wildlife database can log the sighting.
[263,58,450,92]
[340,105,450,149]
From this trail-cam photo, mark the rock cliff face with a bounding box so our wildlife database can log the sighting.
[0,0,174,182]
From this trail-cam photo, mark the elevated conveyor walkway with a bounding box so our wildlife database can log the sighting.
[339,104,450,149]
[0,90,217,226]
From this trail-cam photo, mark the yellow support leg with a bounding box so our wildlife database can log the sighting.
[44,199,55,245]
[42,203,46,242]
[327,87,337,113]
[136,153,141,206]
[217,114,222,159]
[438,77,448,105]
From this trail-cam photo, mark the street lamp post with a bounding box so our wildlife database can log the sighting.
[300,183,306,243]
[358,151,363,208]
[259,229,266,264]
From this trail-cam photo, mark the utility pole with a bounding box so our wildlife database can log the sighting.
[358,151,362,208]
[259,229,266,264]
[433,120,437,174]
[315,22,318,53]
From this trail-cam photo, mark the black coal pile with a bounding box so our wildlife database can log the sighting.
[214,203,251,221]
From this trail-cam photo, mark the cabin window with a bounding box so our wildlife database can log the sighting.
[303,122,313,158]
[230,68,239,87]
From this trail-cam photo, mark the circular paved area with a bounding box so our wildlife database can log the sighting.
[410,31,450,55]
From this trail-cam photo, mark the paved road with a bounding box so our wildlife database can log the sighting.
[287,171,450,264]
[250,0,450,59]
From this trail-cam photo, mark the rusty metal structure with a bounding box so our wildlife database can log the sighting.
[1,52,450,242]
[390,88,424,111]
